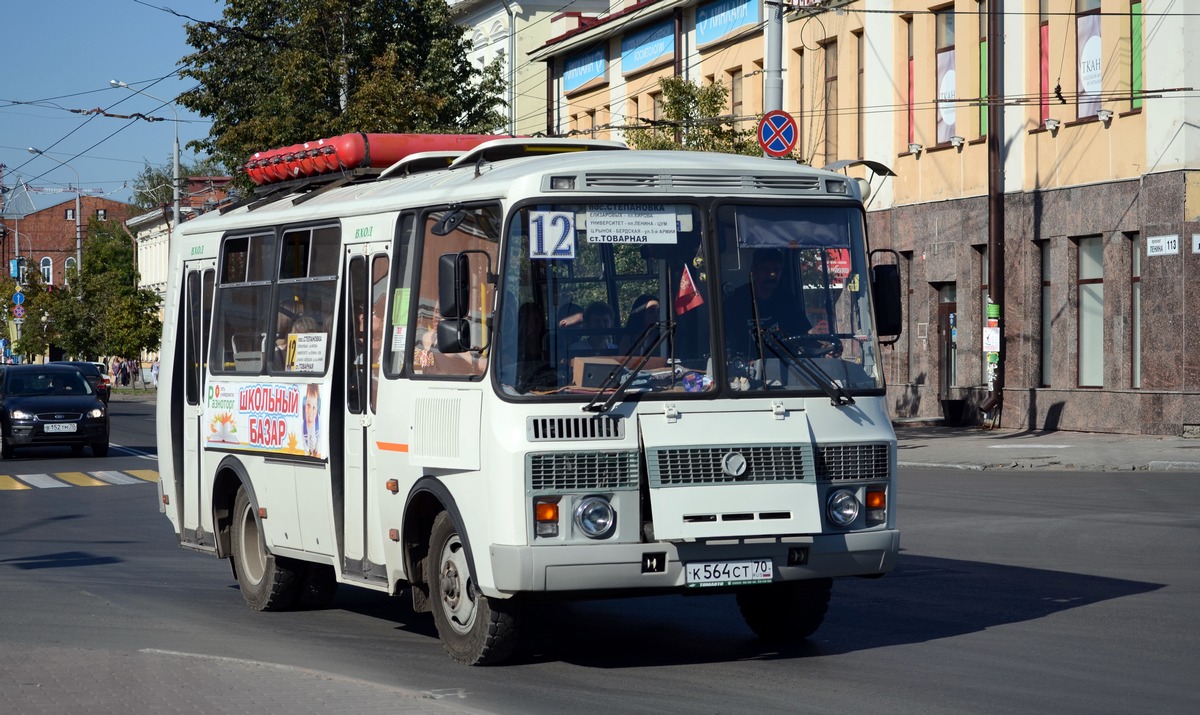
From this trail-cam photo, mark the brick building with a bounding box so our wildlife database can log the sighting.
[0,196,134,285]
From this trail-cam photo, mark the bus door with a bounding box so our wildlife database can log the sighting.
[339,244,391,582]
[180,260,215,548]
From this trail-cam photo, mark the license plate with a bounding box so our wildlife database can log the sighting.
[685,560,773,588]
[43,423,76,433]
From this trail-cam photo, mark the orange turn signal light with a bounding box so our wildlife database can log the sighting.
[865,490,886,509]
[535,501,559,522]
[385,479,399,494]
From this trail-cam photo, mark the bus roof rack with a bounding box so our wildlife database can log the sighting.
[448,138,627,172]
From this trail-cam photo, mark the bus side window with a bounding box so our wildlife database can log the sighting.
[212,232,276,375]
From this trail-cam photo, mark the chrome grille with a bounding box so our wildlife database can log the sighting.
[528,451,639,493]
[814,443,890,481]
[36,412,82,421]
[528,415,624,442]
[646,445,810,487]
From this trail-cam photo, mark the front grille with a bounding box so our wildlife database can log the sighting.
[528,415,624,442]
[528,451,639,493]
[36,412,82,421]
[647,445,810,487]
[814,443,890,481]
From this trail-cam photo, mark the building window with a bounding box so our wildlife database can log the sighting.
[903,16,914,145]
[1039,0,1051,123]
[1040,240,1052,387]
[823,41,838,163]
[1077,235,1104,387]
[65,208,75,221]
[651,92,663,134]
[729,67,743,117]
[1076,0,1102,118]
[41,257,52,284]
[978,0,988,135]
[1130,1,1144,110]
[795,49,806,155]
[64,257,77,277]
[934,6,956,144]
[1130,233,1141,387]
[855,31,865,159]
[96,209,107,220]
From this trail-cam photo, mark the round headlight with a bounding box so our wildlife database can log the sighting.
[88,407,105,418]
[574,496,615,539]
[827,489,860,527]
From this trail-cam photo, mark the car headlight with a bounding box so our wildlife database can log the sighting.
[10,409,33,420]
[826,489,860,527]
[88,407,105,418]
[574,496,616,539]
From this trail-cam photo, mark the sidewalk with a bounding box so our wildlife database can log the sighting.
[895,420,1200,472]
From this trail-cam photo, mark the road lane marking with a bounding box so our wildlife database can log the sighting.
[125,469,160,482]
[12,473,70,488]
[90,470,144,485]
[0,476,32,490]
[54,471,109,487]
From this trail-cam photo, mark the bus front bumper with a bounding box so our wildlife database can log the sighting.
[487,529,898,595]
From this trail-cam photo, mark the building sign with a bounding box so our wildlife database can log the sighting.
[564,46,607,94]
[936,50,957,144]
[622,19,674,76]
[1077,13,1102,116]
[696,0,760,50]
[205,382,329,460]
[1146,235,1180,256]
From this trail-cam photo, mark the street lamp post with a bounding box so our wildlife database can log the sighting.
[26,147,82,275]
[111,80,181,231]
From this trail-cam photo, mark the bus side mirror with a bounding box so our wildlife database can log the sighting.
[870,254,903,345]
[437,319,471,354]
[438,253,470,319]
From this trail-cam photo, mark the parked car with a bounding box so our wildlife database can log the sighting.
[52,361,110,403]
[0,364,109,458]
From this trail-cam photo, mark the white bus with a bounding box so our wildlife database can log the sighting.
[156,134,903,665]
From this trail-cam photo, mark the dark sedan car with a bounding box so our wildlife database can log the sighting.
[51,360,110,403]
[0,364,109,458]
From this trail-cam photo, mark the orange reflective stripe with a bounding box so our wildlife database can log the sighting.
[376,441,409,453]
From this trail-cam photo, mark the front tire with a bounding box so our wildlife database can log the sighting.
[91,441,109,457]
[1,431,14,459]
[230,486,302,611]
[736,578,833,642]
[428,511,520,665]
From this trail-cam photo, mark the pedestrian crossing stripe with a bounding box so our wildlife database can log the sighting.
[0,469,160,490]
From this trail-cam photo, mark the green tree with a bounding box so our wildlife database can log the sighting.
[179,0,506,177]
[130,156,227,212]
[623,76,762,156]
[49,219,162,361]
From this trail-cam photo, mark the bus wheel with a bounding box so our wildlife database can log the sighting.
[428,511,520,665]
[231,486,301,611]
[736,578,832,642]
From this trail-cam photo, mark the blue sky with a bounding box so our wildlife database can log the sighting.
[1,1,224,214]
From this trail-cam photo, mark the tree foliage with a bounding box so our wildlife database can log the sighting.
[16,219,162,362]
[178,0,507,176]
[130,156,226,212]
[623,77,761,156]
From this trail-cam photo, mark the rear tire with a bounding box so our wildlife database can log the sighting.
[230,486,302,611]
[428,511,520,665]
[736,578,833,642]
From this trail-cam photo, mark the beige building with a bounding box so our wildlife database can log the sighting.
[529,0,1199,436]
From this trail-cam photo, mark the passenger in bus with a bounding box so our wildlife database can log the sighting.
[556,301,583,328]
[620,294,661,355]
[569,302,618,359]
[725,247,812,354]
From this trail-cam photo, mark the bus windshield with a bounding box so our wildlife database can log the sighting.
[495,200,884,399]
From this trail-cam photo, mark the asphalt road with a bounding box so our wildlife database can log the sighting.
[1,406,1197,713]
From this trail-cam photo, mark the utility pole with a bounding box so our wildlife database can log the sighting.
[982,0,1006,420]
[764,1,784,116]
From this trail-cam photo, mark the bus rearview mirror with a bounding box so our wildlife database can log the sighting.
[438,253,470,319]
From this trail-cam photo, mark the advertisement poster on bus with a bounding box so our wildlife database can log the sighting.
[205,381,329,460]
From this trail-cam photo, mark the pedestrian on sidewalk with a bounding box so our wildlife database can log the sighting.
[151,359,160,389]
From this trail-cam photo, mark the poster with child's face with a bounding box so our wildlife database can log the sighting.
[205,381,329,460]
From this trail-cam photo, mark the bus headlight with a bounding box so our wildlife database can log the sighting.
[574,496,615,539]
[826,489,860,527]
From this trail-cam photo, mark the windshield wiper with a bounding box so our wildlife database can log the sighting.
[756,328,854,407]
[582,320,676,413]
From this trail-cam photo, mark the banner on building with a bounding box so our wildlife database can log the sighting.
[936,49,957,144]
[696,0,760,50]
[622,20,674,76]
[564,46,608,95]
[1077,13,1102,116]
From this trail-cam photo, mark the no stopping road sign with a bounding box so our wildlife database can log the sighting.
[758,110,798,157]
